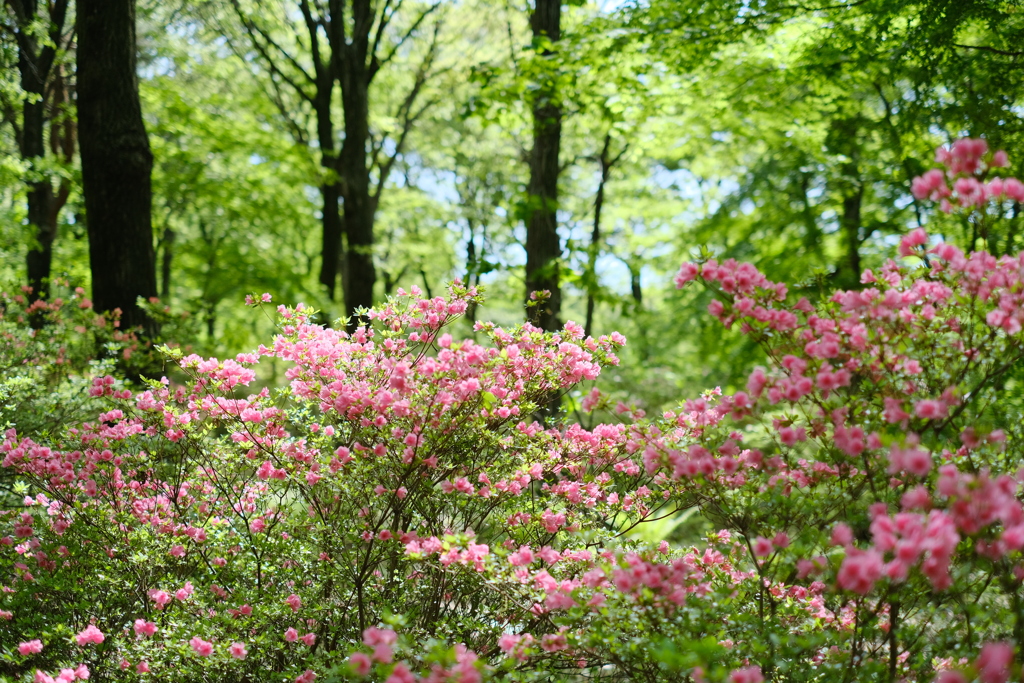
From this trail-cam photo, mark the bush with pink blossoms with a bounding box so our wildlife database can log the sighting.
[4,143,1024,683]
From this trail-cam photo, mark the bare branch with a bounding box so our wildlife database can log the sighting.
[230,0,317,101]
[298,0,327,79]
[372,18,442,202]
[369,0,398,72]
[368,1,440,82]
[36,0,70,79]
[953,43,1023,57]
[221,30,311,145]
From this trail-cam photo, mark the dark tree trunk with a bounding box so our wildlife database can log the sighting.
[315,71,345,303]
[319,180,344,300]
[828,118,864,290]
[78,0,157,333]
[9,0,69,305]
[524,0,562,331]
[339,2,376,328]
[24,80,55,303]
[841,188,863,286]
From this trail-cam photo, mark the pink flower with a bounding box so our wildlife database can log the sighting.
[301,632,316,647]
[837,549,884,595]
[752,536,773,557]
[498,633,522,654]
[914,399,948,420]
[730,666,764,683]
[285,628,299,642]
[349,652,372,675]
[295,670,317,683]
[169,545,185,558]
[229,642,248,659]
[174,581,194,601]
[508,546,534,566]
[976,642,1014,683]
[189,636,214,657]
[831,523,853,547]
[674,262,700,287]
[18,639,43,655]
[285,593,302,612]
[133,619,157,637]
[136,662,150,674]
[899,228,929,257]
[75,625,105,646]
[148,589,171,609]
[385,664,415,683]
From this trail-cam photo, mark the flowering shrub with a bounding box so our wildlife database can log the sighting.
[2,141,1024,683]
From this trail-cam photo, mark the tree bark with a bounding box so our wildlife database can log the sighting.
[338,0,376,328]
[841,188,863,286]
[828,117,863,290]
[78,0,158,333]
[8,0,69,305]
[313,46,345,304]
[524,0,562,331]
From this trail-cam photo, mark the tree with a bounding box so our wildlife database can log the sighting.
[226,0,444,324]
[523,0,562,331]
[77,0,158,332]
[2,0,71,304]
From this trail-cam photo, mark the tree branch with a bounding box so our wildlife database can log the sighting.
[371,18,442,202]
[36,0,70,78]
[230,0,317,102]
[953,43,1023,57]
[368,0,399,74]
[298,0,328,80]
[368,0,439,83]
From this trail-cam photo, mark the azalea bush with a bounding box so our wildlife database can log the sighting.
[2,140,1024,683]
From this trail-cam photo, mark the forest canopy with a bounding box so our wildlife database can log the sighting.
[2,0,1023,403]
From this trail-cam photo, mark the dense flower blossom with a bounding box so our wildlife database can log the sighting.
[189,637,213,657]
[74,626,104,646]
[7,198,1024,682]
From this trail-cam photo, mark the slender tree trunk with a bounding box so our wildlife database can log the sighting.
[584,133,612,338]
[160,227,175,299]
[338,12,375,327]
[78,0,157,333]
[465,218,479,326]
[524,0,562,331]
[841,188,863,286]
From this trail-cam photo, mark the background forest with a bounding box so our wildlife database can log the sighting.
[2,0,1024,409]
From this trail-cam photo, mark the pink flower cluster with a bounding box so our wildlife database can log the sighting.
[911,138,1024,212]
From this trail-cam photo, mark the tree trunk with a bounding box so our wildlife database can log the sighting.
[315,72,345,304]
[524,0,562,332]
[160,227,175,299]
[584,133,612,338]
[338,9,375,328]
[10,0,68,305]
[23,75,55,303]
[78,0,157,333]
[841,188,863,286]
